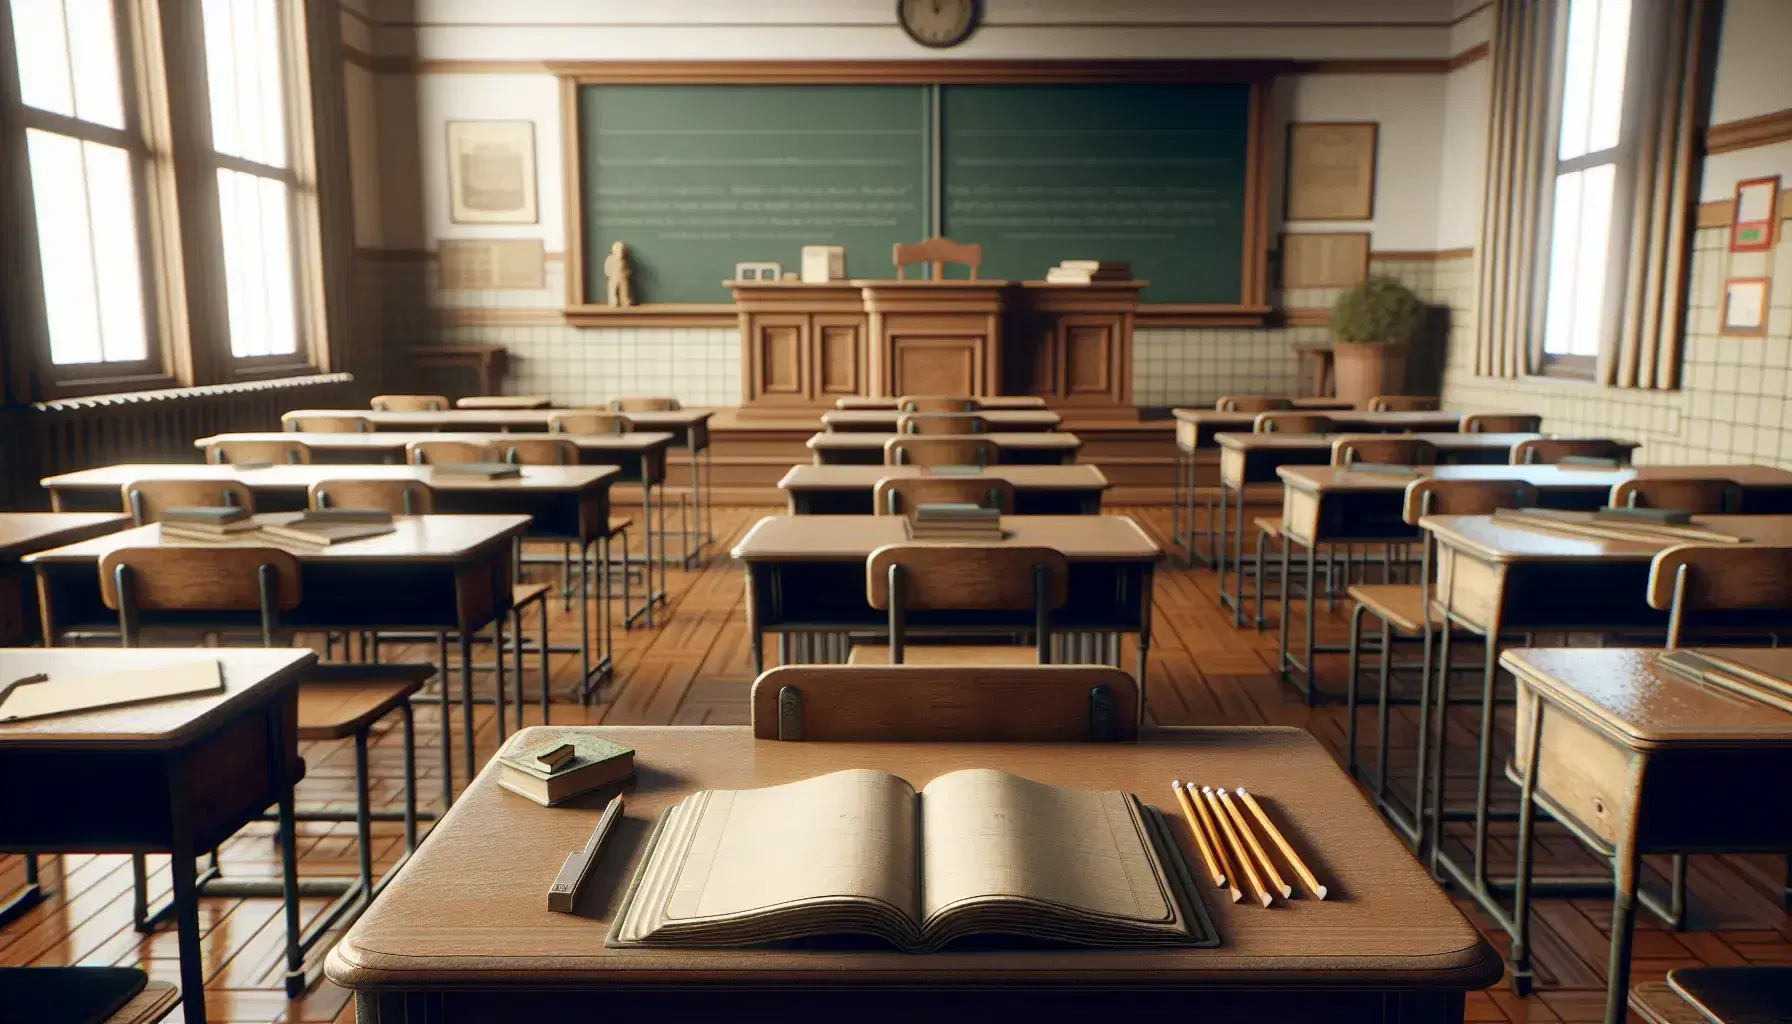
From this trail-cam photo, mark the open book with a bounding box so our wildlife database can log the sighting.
[608,768,1215,951]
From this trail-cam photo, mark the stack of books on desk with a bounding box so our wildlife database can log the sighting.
[258,509,397,547]
[159,507,257,542]
[1045,260,1131,284]
[907,502,1002,540]
[497,729,635,806]
[608,768,1214,951]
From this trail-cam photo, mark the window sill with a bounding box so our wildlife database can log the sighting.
[1518,373,1604,389]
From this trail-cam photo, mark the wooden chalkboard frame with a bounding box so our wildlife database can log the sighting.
[555,61,1279,328]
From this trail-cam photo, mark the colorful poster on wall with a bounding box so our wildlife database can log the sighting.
[1730,176,1779,252]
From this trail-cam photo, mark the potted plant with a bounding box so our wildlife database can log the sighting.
[1328,275,1428,407]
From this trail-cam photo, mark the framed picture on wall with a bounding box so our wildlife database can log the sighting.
[1285,122,1378,221]
[1721,277,1769,336]
[446,120,538,224]
[1730,176,1779,252]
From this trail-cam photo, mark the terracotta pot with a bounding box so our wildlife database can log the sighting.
[1332,341,1407,408]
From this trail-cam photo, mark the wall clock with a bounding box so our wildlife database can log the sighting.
[897,0,980,48]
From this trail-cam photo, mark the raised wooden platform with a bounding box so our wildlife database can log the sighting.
[686,406,1185,505]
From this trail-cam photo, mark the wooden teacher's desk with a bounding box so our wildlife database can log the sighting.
[327,725,1501,1024]
[0,512,130,645]
[808,431,1081,465]
[0,647,315,1024]
[820,409,1061,432]
[777,464,1109,515]
[25,515,529,809]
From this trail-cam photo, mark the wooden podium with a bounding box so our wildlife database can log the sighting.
[860,280,1008,399]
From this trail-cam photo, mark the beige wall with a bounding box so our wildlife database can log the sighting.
[1439,0,1792,467]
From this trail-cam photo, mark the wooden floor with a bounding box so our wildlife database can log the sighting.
[3,505,1789,1023]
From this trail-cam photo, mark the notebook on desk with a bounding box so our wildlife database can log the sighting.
[608,768,1216,952]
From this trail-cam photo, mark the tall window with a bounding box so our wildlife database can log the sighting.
[202,0,299,360]
[8,0,152,371]
[1538,0,1636,375]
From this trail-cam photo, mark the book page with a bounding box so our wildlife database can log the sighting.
[662,769,919,923]
[919,769,1171,924]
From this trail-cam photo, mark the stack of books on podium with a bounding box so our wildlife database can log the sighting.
[906,502,1002,541]
[1045,260,1131,284]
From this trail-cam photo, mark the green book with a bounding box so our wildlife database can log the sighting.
[498,730,636,807]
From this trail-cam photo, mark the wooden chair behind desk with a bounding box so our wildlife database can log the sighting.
[893,236,981,280]
[1253,411,1333,434]
[897,395,980,414]
[1512,437,1631,465]
[123,480,254,525]
[548,410,629,435]
[205,439,310,465]
[1218,395,1294,413]
[1649,544,1792,647]
[287,414,372,433]
[1332,435,1438,466]
[1461,412,1542,433]
[850,545,1068,667]
[750,664,1139,741]
[1611,477,1743,515]
[873,476,1015,516]
[405,439,499,465]
[608,396,680,412]
[896,412,988,435]
[499,437,580,465]
[1368,395,1439,412]
[309,478,434,515]
[884,436,997,467]
[372,394,450,412]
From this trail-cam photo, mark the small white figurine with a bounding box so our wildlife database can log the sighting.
[604,240,635,307]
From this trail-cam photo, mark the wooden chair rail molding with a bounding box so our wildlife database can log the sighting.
[0,373,357,510]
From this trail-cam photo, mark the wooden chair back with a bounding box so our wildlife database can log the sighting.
[287,415,371,433]
[884,436,998,467]
[607,396,681,412]
[1217,395,1294,413]
[308,479,433,515]
[896,412,988,435]
[204,439,310,465]
[124,480,255,526]
[1252,412,1332,434]
[100,546,301,648]
[500,437,581,465]
[1610,478,1742,515]
[1461,412,1542,433]
[371,394,449,412]
[1402,478,1532,525]
[404,440,499,466]
[873,476,1016,516]
[867,544,1069,665]
[1332,435,1438,467]
[1368,395,1439,412]
[1510,438,1629,465]
[893,236,981,281]
[897,395,980,414]
[749,665,1139,742]
[548,411,629,435]
[1648,544,1792,646]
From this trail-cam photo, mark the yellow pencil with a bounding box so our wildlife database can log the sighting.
[1172,780,1227,888]
[1204,786,1271,907]
[1219,788,1292,900]
[1187,782,1243,903]
[1237,787,1328,900]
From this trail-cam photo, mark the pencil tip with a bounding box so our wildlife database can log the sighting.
[1278,884,1293,899]
[1258,891,1273,908]
[1315,886,1329,900]
[1227,888,1244,903]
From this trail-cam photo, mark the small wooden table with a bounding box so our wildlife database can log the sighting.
[0,513,131,645]
[820,409,1061,432]
[1504,648,1792,1023]
[731,515,1158,685]
[26,515,530,811]
[326,725,1501,1023]
[834,396,1049,410]
[807,431,1082,466]
[0,647,315,1022]
[777,464,1110,515]
[406,344,507,396]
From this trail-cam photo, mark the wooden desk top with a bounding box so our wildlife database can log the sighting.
[0,513,132,560]
[1502,648,1792,748]
[777,465,1110,492]
[42,463,621,495]
[821,410,1062,431]
[1278,463,1792,495]
[456,396,552,409]
[24,515,532,565]
[326,726,1498,992]
[0,647,314,748]
[1216,431,1628,454]
[194,431,676,455]
[1177,409,1460,430]
[281,408,713,431]
[1421,513,1792,563]
[732,514,1160,561]
[834,396,1049,410]
[806,432,1082,451]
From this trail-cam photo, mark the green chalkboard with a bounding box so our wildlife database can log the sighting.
[580,85,930,304]
[940,84,1251,303]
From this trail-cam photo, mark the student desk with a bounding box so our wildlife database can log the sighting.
[41,464,624,693]
[0,647,314,1021]
[1418,514,1792,989]
[807,431,1082,465]
[834,395,1049,410]
[25,515,530,812]
[325,725,1500,1024]
[819,409,1062,432]
[777,464,1109,515]
[1503,648,1792,1023]
[0,513,131,645]
[731,515,1158,681]
[456,395,552,409]
[196,430,678,621]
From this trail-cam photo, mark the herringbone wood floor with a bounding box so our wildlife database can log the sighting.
[3,506,1788,1022]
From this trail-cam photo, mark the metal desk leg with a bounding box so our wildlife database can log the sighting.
[1277,539,1292,682]
[687,443,702,566]
[1216,480,1230,596]
[578,534,591,691]
[1605,829,1644,1024]
[269,703,303,997]
[491,618,507,743]
[1172,452,1186,566]
[1302,539,1319,704]
[703,444,715,544]
[436,635,453,812]
[1510,687,1545,997]
[166,757,209,1024]
[1470,615,1503,892]
[459,633,476,789]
